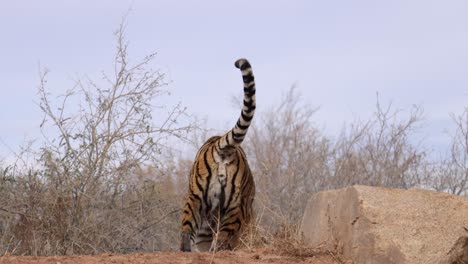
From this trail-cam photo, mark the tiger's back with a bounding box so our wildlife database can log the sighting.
[180,59,256,252]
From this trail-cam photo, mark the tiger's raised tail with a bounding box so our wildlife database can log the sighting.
[218,58,256,149]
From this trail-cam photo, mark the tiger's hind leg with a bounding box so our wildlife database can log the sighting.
[180,196,203,252]
[211,193,254,251]
[211,231,239,252]
[193,219,214,252]
[209,210,243,251]
[180,230,192,252]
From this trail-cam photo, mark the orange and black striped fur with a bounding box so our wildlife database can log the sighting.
[180,59,256,252]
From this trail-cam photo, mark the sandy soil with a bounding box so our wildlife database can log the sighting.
[0,249,340,264]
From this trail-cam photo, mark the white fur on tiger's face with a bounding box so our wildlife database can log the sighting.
[180,59,256,252]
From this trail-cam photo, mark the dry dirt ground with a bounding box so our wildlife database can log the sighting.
[0,249,340,264]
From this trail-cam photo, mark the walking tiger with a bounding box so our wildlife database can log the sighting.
[180,58,256,252]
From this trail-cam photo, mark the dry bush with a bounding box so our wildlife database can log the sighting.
[245,88,330,227]
[330,98,425,189]
[428,108,468,195]
[0,161,187,255]
[0,19,195,255]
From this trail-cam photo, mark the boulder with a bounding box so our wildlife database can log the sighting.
[300,185,468,264]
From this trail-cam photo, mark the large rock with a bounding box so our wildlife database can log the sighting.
[300,185,468,264]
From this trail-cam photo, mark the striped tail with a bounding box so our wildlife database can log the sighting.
[218,58,256,149]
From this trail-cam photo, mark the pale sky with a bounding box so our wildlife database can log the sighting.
[1,1,467,159]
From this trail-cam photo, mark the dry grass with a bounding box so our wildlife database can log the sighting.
[236,208,347,262]
[237,222,346,263]
[272,225,328,258]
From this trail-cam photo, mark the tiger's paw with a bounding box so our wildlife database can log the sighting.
[180,231,192,252]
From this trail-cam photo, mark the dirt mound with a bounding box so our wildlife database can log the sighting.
[0,249,339,264]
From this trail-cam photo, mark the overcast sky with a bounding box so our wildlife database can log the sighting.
[0,0,467,160]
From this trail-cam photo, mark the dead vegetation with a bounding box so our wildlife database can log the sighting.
[0,20,194,255]
[0,20,467,258]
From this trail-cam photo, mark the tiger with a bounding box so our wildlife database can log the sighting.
[180,58,256,252]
